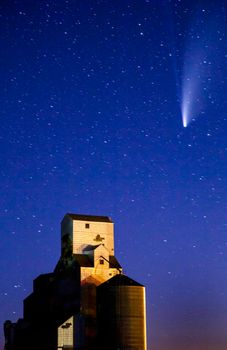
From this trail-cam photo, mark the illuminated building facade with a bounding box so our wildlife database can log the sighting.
[4,213,147,350]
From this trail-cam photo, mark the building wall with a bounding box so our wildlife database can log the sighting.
[61,216,115,256]
[80,266,120,284]
[81,244,119,281]
[58,316,74,349]
[61,215,73,240]
[72,220,114,254]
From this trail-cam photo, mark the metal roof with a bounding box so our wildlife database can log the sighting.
[109,256,122,269]
[74,254,93,267]
[98,274,143,287]
[73,254,122,269]
[66,213,113,223]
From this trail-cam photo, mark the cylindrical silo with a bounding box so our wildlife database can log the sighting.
[96,274,147,350]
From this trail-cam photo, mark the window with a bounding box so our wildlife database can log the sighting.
[99,259,104,265]
[85,223,90,229]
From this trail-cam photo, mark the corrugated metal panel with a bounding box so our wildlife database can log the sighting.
[97,280,147,350]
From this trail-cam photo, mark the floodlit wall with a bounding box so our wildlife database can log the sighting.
[72,220,114,254]
[58,316,74,349]
[61,216,114,256]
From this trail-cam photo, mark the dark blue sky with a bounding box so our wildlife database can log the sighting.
[0,1,226,349]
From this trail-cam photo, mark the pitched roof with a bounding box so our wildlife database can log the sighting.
[83,244,102,251]
[98,274,143,287]
[66,213,113,223]
[73,253,121,269]
[109,256,122,269]
[74,254,93,267]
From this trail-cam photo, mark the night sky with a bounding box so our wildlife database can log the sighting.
[0,1,226,349]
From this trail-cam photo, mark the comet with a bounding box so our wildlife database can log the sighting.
[181,79,194,128]
[182,114,187,128]
[179,8,216,129]
[181,60,199,129]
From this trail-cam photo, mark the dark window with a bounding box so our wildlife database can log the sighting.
[100,259,104,265]
[85,223,90,229]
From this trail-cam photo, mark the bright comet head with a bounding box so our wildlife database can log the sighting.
[182,114,187,128]
[181,93,189,128]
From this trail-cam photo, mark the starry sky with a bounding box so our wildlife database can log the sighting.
[0,1,226,349]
